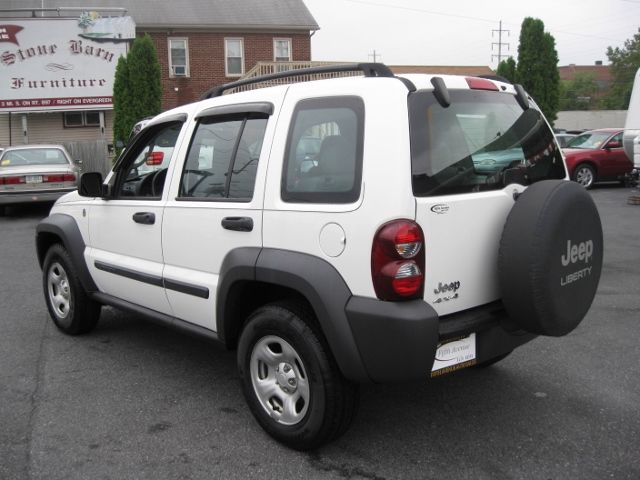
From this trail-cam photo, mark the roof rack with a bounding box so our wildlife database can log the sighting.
[200,63,395,99]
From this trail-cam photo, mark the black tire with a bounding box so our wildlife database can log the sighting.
[42,244,100,335]
[572,163,596,189]
[237,302,359,450]
[499,180,603,337]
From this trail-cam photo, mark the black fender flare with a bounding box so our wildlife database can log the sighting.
[36,213,98,292]
[216,247,369,382]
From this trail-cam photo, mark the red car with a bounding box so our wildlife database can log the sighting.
[562,128,633,188]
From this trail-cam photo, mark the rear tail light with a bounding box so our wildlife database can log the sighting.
[0,176,26,185]
[372,219,425,301]
[43,174,76,183]
[145,151,164,165]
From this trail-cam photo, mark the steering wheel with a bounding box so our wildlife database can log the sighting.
[151,169,167,197]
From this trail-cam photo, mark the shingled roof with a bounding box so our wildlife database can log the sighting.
[0,0,319,31]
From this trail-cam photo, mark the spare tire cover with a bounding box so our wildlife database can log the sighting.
[498,180,603,336]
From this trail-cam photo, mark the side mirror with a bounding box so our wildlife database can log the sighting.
[606,140,621,149]
[79,172,105,197]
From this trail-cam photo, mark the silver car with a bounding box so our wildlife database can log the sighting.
[0,145,79,208]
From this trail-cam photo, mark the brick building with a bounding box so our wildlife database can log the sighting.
[558,63,612,103]
[0,0,318,150]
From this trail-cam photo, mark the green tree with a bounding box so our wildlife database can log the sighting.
[603,28,640,109]
[112,55,131,148]
[112,34,162,149]
[516,17,560,123]
[496,57,516,83]
[559,72,599,110]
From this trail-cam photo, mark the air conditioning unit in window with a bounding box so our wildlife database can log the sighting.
[172,65,186,76]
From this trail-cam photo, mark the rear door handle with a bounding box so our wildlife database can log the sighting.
[221,216,253,232]
[132,212,155,225]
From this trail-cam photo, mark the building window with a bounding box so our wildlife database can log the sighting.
[63,111,101,128]
[169,38,189,77]
[274,38,292,62]
[225,38,244,77]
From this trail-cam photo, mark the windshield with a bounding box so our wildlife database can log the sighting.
[409,89,566,196]
[565,131,610,149]
[0,148,69,167]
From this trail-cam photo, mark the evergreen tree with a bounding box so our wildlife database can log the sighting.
[603,28,640,109]
[112,55,131,148]
[127,34,162,121]
[112,34,162,149]
[496,57,516,83]
[516,18,560,123]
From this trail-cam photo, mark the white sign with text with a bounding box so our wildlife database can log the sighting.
[0,16,134,111]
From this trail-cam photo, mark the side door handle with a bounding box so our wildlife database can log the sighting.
[221,216,253,232]
[132,212,156,225]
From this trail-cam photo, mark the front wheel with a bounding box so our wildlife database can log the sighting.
[42,244,101,335]
[237,302,358,450]
[572,163,596,189]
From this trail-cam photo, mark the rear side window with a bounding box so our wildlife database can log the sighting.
[409,89,566,196]
[282,96,364,203]
[179,115,268,201]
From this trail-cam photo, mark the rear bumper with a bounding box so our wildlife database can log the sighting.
[0,188,75,205]
[345,297,535,383]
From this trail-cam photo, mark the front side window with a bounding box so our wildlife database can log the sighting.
[225,38,244,77]
[179,115,267,201]
[274,38,291,62]
[168,38,189,77]
[282,96,364,204]
[409,89,566,196]
[116,121,183,199]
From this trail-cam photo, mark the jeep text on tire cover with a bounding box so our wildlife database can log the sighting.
[36,63,603,450]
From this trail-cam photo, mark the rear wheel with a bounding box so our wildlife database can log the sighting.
[572,163,596,189]
[237,302,358,450]
[42,244,100,335]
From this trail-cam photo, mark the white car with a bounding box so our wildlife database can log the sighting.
[36,64,603,450]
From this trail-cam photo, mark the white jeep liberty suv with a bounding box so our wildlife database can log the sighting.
[36,64,603,450]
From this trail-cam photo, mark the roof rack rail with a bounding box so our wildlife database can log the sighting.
[200,63,395,99]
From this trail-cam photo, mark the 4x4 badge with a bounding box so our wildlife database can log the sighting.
[430,204,450,214]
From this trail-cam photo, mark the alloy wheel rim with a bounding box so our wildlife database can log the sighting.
[250,335,310,425]
[47,262,71,323]
[576,167,593,187]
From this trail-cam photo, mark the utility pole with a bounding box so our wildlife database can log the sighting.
[368,50,381,63]
[491,20,510,64]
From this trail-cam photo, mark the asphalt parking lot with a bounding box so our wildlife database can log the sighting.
[1,185,639,480]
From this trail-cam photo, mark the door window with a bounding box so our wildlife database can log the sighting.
[179,115,268,201]
[282,96,364,204]
[115,121,183,199]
